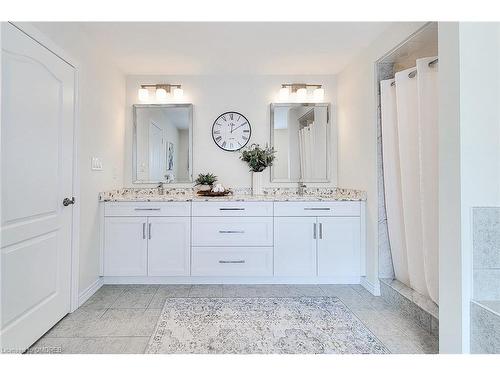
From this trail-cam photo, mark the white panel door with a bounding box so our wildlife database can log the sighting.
[148,217,190,276]
[1,23,75,352]
[103,217,148,276]
[148,121,164,181]
[274,217,317,276]
[317,217,361,278]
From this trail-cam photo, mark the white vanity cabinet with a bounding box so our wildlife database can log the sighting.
[274,202,363,280]
[100,199,365,283]
[102,202,191,277]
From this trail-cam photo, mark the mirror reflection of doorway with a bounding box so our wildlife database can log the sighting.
[148,121,164,181]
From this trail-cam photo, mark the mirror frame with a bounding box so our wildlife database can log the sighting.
[270,102,333,183]
[132,103,193,184]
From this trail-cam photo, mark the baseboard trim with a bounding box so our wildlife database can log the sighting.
[102,276,362,285]
[78,277,103,307]
[360,276,381,296]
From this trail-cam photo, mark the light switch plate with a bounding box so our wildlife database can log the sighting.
[91,157,103,171]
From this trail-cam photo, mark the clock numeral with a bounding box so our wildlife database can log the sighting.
[242,136,248,140]
[241,121,247,126]
[243,129,250,133]
[215,136,222,142]
[230,143,234,149]
[216,123,222,126]
[238,141,242,146]
[230,113,233,120]
[238,115,241,121]
[222,141,227,148]
[222,115,227,122]
[213,130,220,134]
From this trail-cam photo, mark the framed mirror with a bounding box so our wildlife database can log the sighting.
[270,103,333,183]
[133,104,193,183]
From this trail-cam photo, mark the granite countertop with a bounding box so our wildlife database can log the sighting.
[99,187,367,202]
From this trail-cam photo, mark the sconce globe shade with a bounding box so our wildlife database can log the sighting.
[138,88,149,102]
[173,87,184,100]
[313,88,324,102]
[279,87,289,101]
[155,88,168,101]
[296,88,307,102]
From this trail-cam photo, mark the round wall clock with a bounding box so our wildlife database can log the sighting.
[212,111,251,151]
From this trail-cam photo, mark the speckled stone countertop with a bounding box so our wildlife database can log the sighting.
[99,187,366,202]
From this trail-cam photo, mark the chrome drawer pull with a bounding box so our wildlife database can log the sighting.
[319,223,323,239]
[219,230,245,234]
[134,208,161,211]
[219,208,245,211]
[142,223,146,239]
[219,260,246,264]
[304,207,331,211]
[148,223,152,239]
[313,223,317,239]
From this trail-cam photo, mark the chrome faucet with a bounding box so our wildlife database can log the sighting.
[157,182,165,195]
[298,182,307,196]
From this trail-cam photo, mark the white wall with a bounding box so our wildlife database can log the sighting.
[28,23,126,295]
[336,22,427,290]
[125,75,337,188]
[439,22,500,353]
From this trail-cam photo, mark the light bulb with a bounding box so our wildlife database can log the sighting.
[279,87,289,101]
[155,88,168,102]
[138,88,149,102]
[313,88,324,102]
[296,88,307,102]
[173,87,184,100]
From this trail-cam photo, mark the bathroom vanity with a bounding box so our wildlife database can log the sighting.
[99,189,366,284]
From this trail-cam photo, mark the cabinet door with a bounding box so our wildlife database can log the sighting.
[147,217,190,276]
[104,217,147,276]
[317,217,361,278]
[274,217,317,276]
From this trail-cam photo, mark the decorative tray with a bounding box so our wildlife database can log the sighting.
[196,190,233,197]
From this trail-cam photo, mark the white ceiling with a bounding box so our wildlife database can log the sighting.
[40,22,393,75]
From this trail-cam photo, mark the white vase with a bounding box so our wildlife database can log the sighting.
[252,171,263,195]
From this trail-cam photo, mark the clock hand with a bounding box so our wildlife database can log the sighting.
[231,123,246,132]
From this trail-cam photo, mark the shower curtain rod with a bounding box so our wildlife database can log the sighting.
[390,58,439,86]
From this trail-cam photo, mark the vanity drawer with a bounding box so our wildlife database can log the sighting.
[192,217,273,246]
[191,247,273,276]
[192,201,273,217]
[104,202,191,217]
[273,201,361,217]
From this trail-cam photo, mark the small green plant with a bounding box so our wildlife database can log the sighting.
[240,144,276,173]
[195,173,217,186]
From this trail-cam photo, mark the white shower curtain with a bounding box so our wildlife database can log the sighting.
[380,79,410,286]
[416,57,439,304]
[380,57,439,304]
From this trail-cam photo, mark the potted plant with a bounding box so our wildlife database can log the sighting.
[240,144,276,195]
[195,173,217,192]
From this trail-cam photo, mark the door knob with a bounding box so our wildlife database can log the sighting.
[63,197,75,206]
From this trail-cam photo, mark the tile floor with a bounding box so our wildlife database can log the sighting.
[29,284,438,354]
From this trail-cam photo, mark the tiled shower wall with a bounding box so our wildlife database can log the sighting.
[473,207,500,300]
[471,207,500,353]
[377,62,396,279]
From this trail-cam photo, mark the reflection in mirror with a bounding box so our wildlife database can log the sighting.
[271,103,330,182]
[133,104,192,183]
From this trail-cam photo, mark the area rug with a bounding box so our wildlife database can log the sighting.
[145,297,389,354]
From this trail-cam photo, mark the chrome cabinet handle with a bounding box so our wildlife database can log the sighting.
[313,223,317,239]
[134,208,161,211]
[219,260,245,264]
[142,223,146,239]
[219,230,245,234]
[319,223,323,239]
[219,208,245,211]
[148,223,152,239]
[304,207,331,211]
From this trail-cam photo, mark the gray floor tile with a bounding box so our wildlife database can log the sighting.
[111,285,158,308]
[45,309,108,338]
[376,333,425,354]
[289,285,325,297]
[81,286,125,310]
[148,285,192,308]
[189,284,223,297]
[29,336,149,354]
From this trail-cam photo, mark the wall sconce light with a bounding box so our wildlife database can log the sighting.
[279,83,324,102]
[138,83,184,102]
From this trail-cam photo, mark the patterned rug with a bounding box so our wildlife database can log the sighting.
[146,297,389,354]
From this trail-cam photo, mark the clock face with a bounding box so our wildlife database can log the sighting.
[212,111,251,151]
